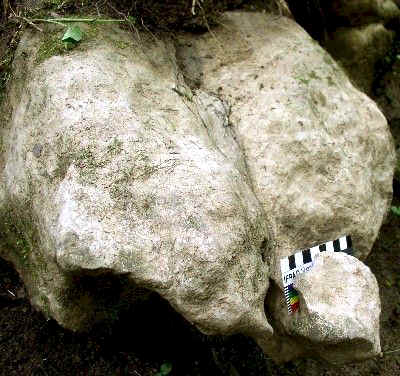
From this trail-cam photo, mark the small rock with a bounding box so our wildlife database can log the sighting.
[32,143,43,158]
[269,252,381,363]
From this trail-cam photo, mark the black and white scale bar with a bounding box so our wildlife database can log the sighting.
[280,235,353,288]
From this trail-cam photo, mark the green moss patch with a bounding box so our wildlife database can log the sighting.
[106,138,123,156]
[0,25,18,107]
[73,138,124,184]
[0,53,12,106]
[48,134,126,184]
[0,197,39,268]
[36,33,73,64]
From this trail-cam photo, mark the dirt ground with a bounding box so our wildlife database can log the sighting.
[0,203,399,376]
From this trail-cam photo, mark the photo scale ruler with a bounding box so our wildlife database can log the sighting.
[280,235,353,313]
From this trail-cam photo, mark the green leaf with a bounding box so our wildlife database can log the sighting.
[127,16,136,25]
[62,25,83,43]
[160,362,172,375]
[391,206,400,216]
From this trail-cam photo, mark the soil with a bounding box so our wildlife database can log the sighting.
[0,197,399,376]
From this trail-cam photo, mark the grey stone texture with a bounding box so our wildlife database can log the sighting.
[177,11,395,275]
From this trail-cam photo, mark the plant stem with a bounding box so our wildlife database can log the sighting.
[31,18,125,24]
[31,19,66,27]
[384,348,400,355]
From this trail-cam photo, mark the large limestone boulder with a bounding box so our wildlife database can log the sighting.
[177,11,394,266]
[0,25,272,338]
[0,12,396,364]
[310,1,400,183]
[177,11,395,361]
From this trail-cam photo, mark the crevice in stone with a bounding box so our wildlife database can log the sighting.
[263,278,282,334]
[260,238,268,263]
[172,36,205,91]
[172,31,276,262]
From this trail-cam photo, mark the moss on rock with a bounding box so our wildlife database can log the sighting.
[36,32,70,64]
[0,197,38,268]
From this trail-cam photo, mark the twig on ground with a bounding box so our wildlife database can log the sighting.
[106,1,142,43]
[383,348,400,355]
[30,18,66,27]
[10,7,43,32]
[95,2,101,17]
[191,0,204,15]
[11,13,129,34]
[31,18,125,23]
[2,0,9,21]
[196,1,224,55]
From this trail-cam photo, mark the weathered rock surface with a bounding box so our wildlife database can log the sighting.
[177,11,395,271]
[309,1,400,188]
[266,252,381,363]
[177,11,395,361]
[0,25,272,338]
[0,11,396,364]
